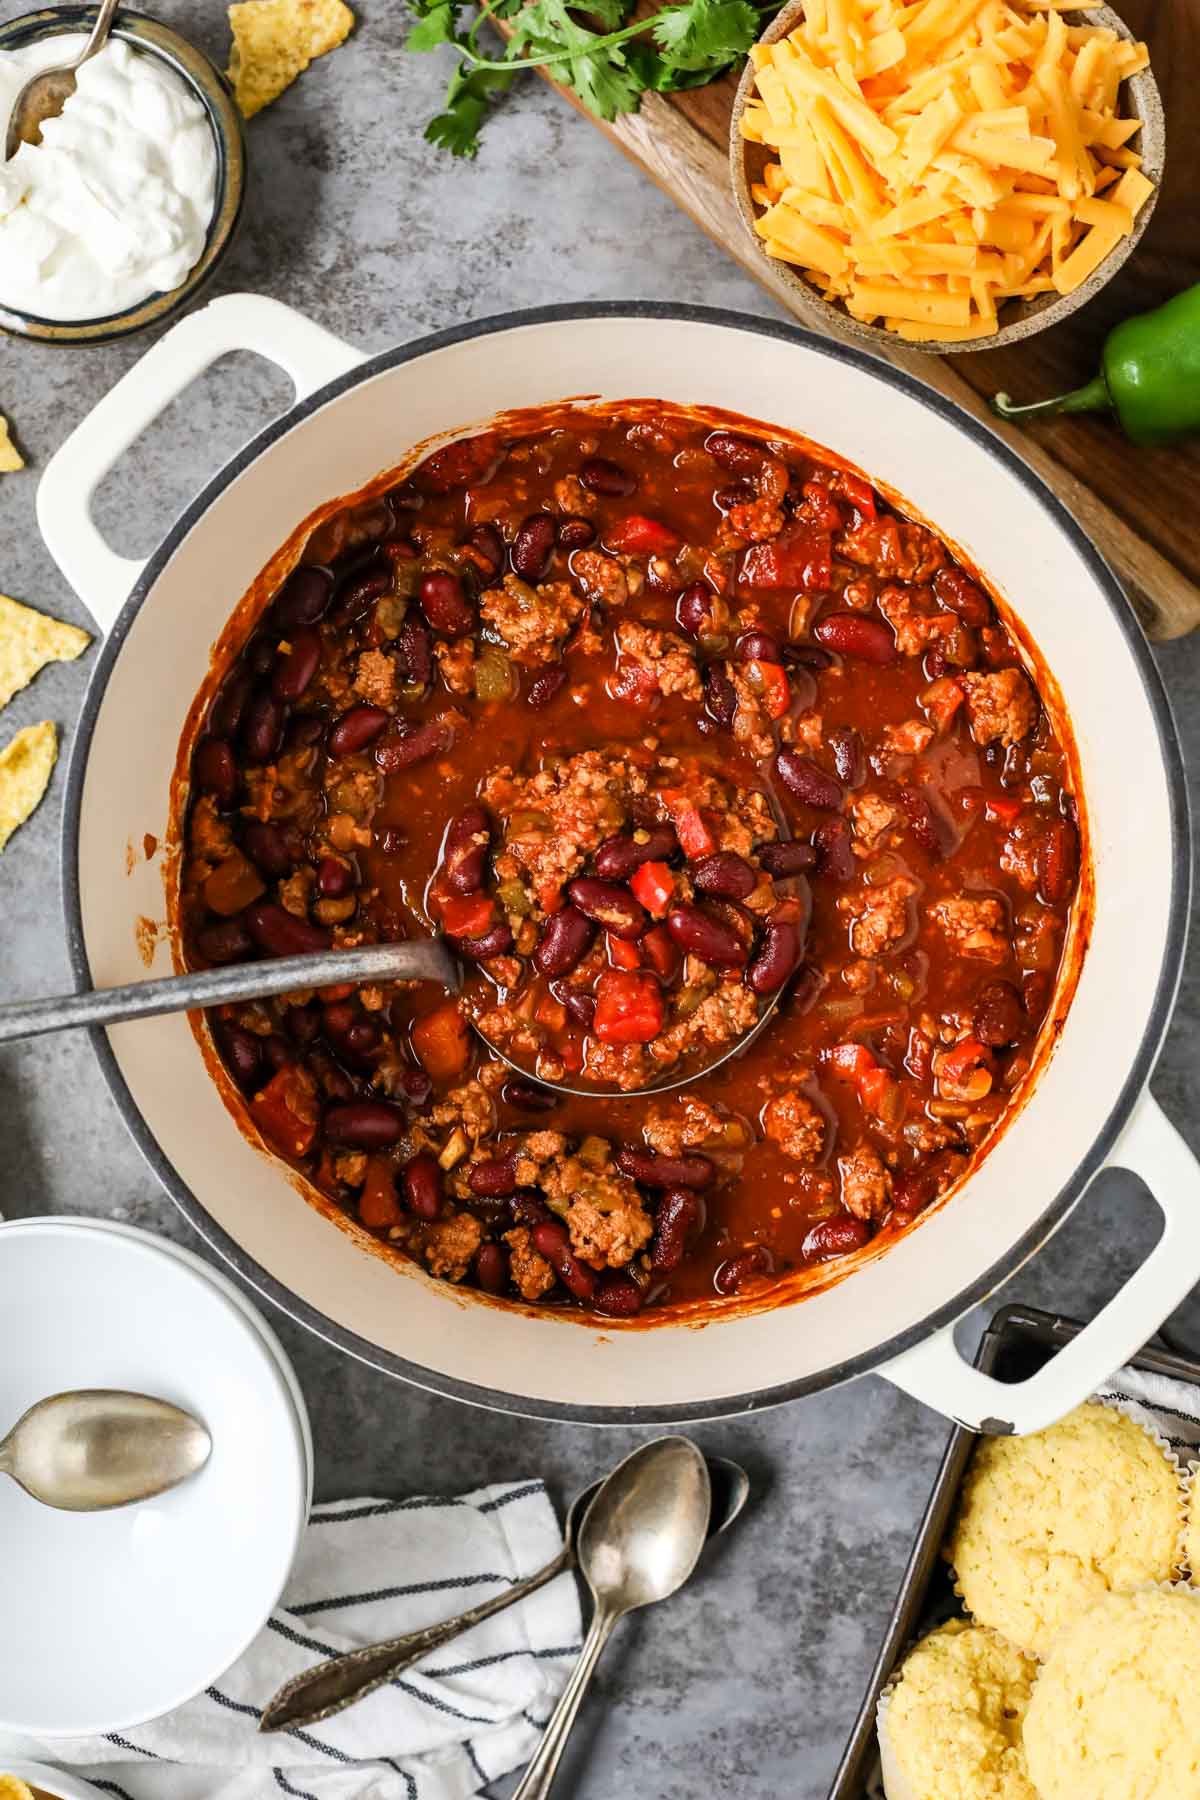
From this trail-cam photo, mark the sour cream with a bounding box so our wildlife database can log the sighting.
[0,35,217,322]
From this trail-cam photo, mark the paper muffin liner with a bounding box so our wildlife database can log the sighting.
[946,1396,1191,1655]
[1180,1458,1198,1582]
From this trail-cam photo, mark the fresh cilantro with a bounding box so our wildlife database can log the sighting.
[409,0,780,158]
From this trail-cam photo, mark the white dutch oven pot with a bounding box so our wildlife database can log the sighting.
[46,295,1199,1433]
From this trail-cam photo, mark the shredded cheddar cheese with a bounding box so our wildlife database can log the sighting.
[741,0,1154,339]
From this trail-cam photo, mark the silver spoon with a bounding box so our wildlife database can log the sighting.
[0,1389,212,1511]
[5,0,121,161]
[259,1452,747,1734]
[512,1436,711,1800]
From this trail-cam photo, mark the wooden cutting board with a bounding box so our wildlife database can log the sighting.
[527,0,1200,638]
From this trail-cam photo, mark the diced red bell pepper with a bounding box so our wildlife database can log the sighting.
[250,1064,319,1159]
[610,658,661,705]
[439,892,495,939]
[607,934,642,971]
[359,1157,403,1229]
[741,524,832,593]
[605,514,683,558]
[938,1036,991,1084]
[411,1001,471,1081]
[744,659,791,720]
[828,1041,895,1116]
[985,796,1023,826]
[630,860,676,917]
[642,924,681,982]
[838,472,877,519]
[593,970,665,1045]
[660,790,718,860]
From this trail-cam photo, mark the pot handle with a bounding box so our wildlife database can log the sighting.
[880,1093,1200,1435]
[35,293,366,633]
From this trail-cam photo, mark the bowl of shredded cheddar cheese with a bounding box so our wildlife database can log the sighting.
[729,0,1164,351]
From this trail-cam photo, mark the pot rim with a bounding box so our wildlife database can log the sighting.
[60,300,1192,1423]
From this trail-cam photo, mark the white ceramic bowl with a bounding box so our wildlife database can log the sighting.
[41,296,1200,1437]
[0,1218,311,1737]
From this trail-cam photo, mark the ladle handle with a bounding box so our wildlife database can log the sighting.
[259,1544,572,1734]
[511,1604,621,1800]
[0,941,458,1044]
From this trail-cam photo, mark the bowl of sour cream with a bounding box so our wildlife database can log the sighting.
[0,6,245,342]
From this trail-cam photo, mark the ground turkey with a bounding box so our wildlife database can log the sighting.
[999,817,1042,891]
[642,1097,726,1156]
[480,575,582,666]
[959,669,1037,747]
[431,1080,497,1142]
[838,1146,892,1221]
[613,621,703,701]
[435,638,477,694]
[354,648,399,707]
[850,792,899,854]
[928,895,1009,961]
[484,750,646,902]
[762,1090,826,1162]
[505,1226,556,1301]
[652,982,759,1066]
[726,664,775,760]
[416,1211,483,1281]
[880,719,934,757]
[513,1130,570,1185]
[877,584,956,658]
[541,1156,653,1269]
[838,874,918,957]
[571,550,628,607]
[840,515,945,585]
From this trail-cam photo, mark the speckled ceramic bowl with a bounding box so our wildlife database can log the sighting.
[730,0,1165,354]
[0,6,245,345]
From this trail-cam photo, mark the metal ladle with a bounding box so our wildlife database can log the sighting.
[0,1389,212,1511]
[4,0,120,161]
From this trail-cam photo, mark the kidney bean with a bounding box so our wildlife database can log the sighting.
[245,635,276,677]
[1022,970,1053,1019]
[196,916,253,964]
[530,1219,596,1301]
[802,1215,871,1262]
[469,1156,518,1198]
[557,515,596,550]
[468,522,505,579]
[376,719,448,772]
[511,513,557,581]
[460,923,514,961]
[194,736,236,807]
[262,1033,292,1073]
[309,1048,355,1103]
[615,1147,714,1189]
[736,629,782,664]
[703,662,737,729]
[776,749,842,811]
[244,901,332,957]
[441,804,491,896]
[974,980,1024,1047]
[891,1168,938,1216]
[325,1100,405,1149]
[934,565,991,626]
[511,1192,553,1229]
[474,1243,510,1296]
[692,851,757,900]
[241,688,284,764]
[394,614,433,689]
[899,786,947,859]
[526,666,567,710]
[713,1245,772,1294]
[1037,817,1078,904]
[418,570,474,636]
[285,715,324,752]
[748,917,802,993]
[501,1078,560,1113]
[286,1001,322,1045]
[814,612,897,664]
[829,726,866,789]
[651,1189,703,1273]
[812,817,855,881]
[325,1003,379,1061]
[676,582,717,639]
[329,705,389,760]
[594,826,678,881]
[393,1067,433,1109]
[560,989,597,1028]
[221,1025,262,1090]
[316,855,353,899]
[243,820,294,879]
[330,566,391,629]
[759,841,816,877]
[593,1272,644,1317]
[567,877,648,940]
[666,905,746,965]
[705,430,765,474]
[271,625,322,701]
[782,642,832,671]
[273,566,333,629]
[714,482,755,512]
[208,666,254,739]
[534,905,596,978]
[579,457,636,497]
[399,1151,443,1218]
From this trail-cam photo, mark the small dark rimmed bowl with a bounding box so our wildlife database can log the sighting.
[0,6,245,345]
[730,0,1165,354]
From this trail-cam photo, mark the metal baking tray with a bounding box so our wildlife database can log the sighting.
[828,1302,1200,1800]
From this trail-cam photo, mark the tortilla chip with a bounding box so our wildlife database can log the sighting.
[227,0,354,117]
[0,416,22,473]
[0,592,90,712]
[0,1781,36,1800]
[0,720,57,851]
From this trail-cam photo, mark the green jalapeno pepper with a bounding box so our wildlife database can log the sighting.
[991,282,1200,446]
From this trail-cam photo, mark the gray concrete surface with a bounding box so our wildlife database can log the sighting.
[1,3,1198,1793]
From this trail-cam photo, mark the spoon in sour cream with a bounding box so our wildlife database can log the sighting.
[4,0,119,160]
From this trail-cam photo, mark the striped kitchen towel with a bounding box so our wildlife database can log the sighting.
[0,1479,582,1800]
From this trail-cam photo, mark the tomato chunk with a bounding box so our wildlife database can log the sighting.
[838,472,877,518]
[660,790,718,859]
[250,1064,319,1159]
[642,923,681,981]
[593,971,665,1044]
[606,514,683,557]
[411,1001,471,1081]
[741,524,832,592]
[439,893,495,939]
[744,659,791,720]
[828,1041,897,1117]
[359,1157,403,1229]
[607,933,642,971]
[630,860,676,917]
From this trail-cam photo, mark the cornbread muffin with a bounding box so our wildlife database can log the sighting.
[945,1402,1181,1657]
[878,1620,1039,1800]
[1024,1587,1200,1799]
